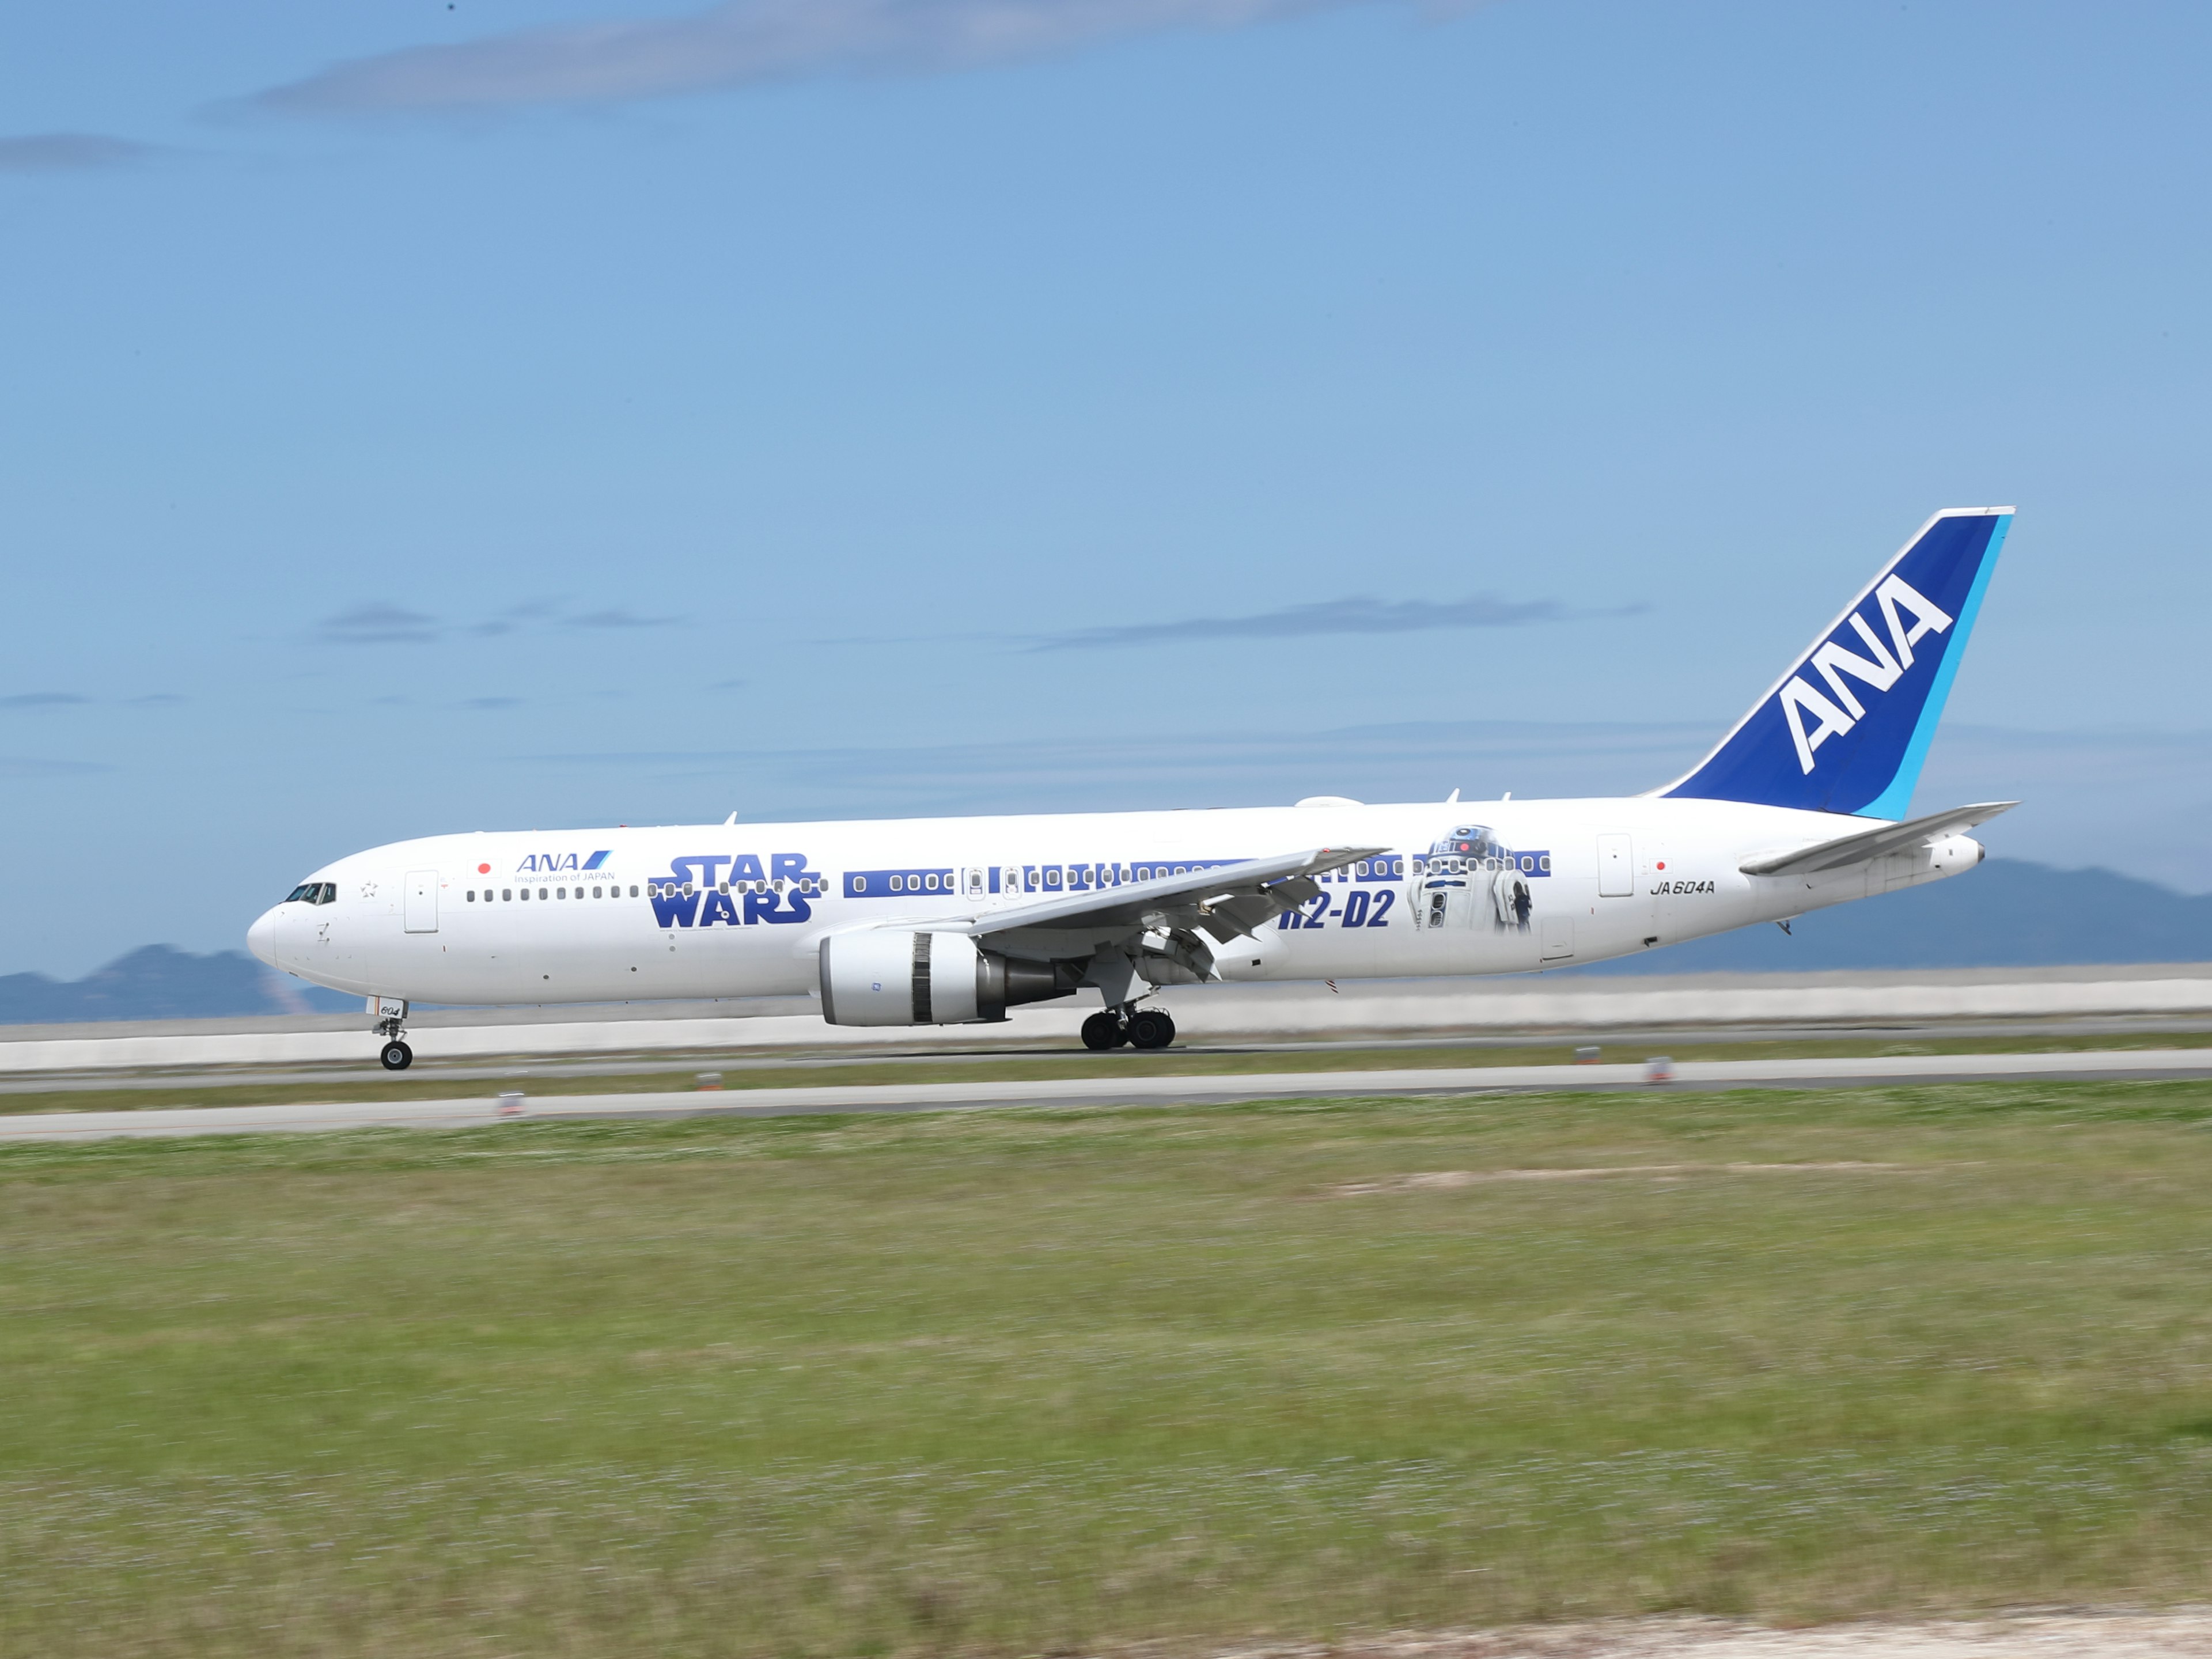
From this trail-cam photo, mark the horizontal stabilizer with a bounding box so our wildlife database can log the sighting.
[1739,801,2016,878]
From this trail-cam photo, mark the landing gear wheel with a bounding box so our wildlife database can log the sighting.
[379,1040,414,1071]
[1126,1009,1176,1051]
[1081,1012,1128,1051]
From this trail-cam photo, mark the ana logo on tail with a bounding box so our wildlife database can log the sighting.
[1778,575,1953,774]
[1658,507,2010,817]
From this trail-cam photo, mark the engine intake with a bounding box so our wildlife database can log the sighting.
[818,931,1080,1027]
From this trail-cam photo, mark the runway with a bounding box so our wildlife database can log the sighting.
[8,965,2211,1077]
[6,1014,2211,1097]
[3,1046,2209,1142]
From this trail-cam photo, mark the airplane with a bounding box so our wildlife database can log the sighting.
[250,507,2016,1070]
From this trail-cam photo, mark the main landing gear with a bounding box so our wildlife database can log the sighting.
[1081,1006,1177,1051]
[373,999,413,1071]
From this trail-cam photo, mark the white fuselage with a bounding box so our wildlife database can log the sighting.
[247,796,1984,1009]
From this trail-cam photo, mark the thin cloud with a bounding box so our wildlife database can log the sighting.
[1032,594,1638,652]
[0,132,160,172]
[0,692,92,709]
[461,696,524,710]
[468,599,561,637]
[0,691,186,709]
[316,599,673,643]
[318,603,441,645]
[253,0,1397,115]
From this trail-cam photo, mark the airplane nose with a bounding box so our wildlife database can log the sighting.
[247,907,282,967]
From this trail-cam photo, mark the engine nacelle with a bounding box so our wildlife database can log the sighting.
[817,931,1077,1027]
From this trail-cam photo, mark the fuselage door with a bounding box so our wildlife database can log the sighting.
[1596,833,1634,898]
[404,869,440,933]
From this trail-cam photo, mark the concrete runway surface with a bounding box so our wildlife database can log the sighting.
[9,965,2211,1076]
[3,1046,2209,1143]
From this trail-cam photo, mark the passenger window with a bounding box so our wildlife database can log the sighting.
[502,889,512,902]
[593,886,603,898]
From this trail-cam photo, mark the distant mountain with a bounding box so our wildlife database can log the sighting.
[1573,858,2212,974]
[0,946,358,1025]
[2,859,2205,1025]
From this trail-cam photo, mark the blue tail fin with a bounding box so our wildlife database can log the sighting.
[1660,507,2012,818]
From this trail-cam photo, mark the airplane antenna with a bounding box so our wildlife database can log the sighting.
[1445,788,1460,804]
[724,811,738,825]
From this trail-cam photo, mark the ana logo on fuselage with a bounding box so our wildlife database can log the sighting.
[518,850,612,873]
[1777,574,1953,774]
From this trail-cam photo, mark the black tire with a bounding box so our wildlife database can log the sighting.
[1081,1012,1123,1051]
[379,1040,414,1071]
[1127,1009,1175,1051]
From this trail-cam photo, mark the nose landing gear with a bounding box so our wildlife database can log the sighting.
[373,999,413,1070]
[1081,1006,1177,1051]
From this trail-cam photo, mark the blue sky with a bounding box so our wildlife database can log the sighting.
[3,0,2209,976]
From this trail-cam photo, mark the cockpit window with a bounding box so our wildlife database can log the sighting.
[285,882,337,905]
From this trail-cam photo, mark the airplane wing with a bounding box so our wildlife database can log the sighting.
[1738,801,2016,878]
[950,845,1393,953]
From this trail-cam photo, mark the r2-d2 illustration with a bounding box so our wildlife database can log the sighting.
[1412,824,1541,932]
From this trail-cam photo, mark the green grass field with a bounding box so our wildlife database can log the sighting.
[6,1081,2212,1656]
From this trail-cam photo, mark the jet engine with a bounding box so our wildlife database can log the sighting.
[818,930,1081,1027]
